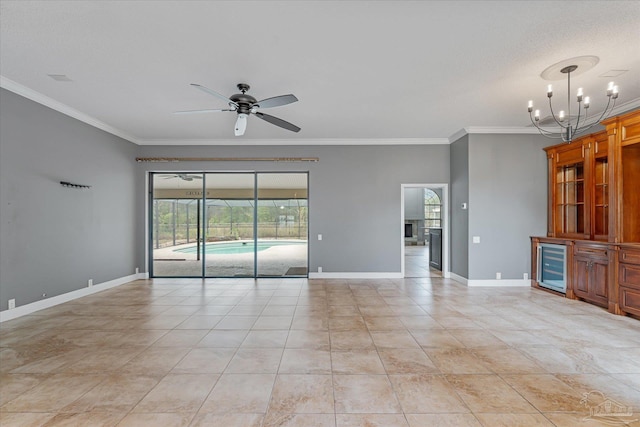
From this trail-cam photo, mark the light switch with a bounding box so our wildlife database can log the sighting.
[318,234,322,241]
[472,236,480,243]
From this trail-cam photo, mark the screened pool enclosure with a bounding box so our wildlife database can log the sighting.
[150,172,308,278]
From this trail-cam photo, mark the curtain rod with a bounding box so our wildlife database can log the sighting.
[136,157,319,163]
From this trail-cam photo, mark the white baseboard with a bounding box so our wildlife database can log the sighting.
[449,272,468,285]
[448,274,530,287]
[467,279,531,287]
[308,272,403,279]
[0,273,146,322]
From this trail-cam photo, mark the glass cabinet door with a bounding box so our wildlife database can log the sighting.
[593,156,609,239]
[555,162,585,235]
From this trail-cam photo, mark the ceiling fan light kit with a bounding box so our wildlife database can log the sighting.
[175,83,301,136]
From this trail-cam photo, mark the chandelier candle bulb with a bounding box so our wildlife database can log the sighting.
[607,81,614,94]
[584,96,590,108]
[534,109,540,120]
[613,85,619,99]
[577,87,583,101]
[528,100,533,112]
[559,111,565,121]
[547,85,553,97]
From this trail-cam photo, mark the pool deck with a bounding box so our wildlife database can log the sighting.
[152,240,308,277]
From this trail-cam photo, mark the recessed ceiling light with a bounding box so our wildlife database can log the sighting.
[599,70,628,78]
[47,74,73,82]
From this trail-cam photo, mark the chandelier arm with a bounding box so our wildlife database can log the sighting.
[572,99,617,136]
[573,102,583,136]
[529,112,557,134]
[529,112,565,139]
[591,96,616,126]
[547,96,568,130]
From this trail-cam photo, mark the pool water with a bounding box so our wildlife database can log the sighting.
[174,240,305,255]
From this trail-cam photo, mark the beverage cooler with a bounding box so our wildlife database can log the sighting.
[536,243,567,293]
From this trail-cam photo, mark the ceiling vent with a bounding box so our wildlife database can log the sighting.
[47,74,73,82]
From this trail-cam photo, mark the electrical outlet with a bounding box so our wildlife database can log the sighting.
[135,267,139,274]
[496,272,502,280]
[8,299,15,310]
[318,266,323,273]
[523,273,529,280]
[88,279,93,287]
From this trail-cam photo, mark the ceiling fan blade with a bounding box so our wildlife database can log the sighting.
[190,83,239,108]
[255,94,298,109]
[173,108,233,114]
[254,112,301,133]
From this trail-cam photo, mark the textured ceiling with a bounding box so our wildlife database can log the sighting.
[1,1,639,145]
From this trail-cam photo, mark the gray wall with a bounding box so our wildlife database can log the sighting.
[136,144,451,274]
[467,133,548,280]
[0,89,138,310]
[450,135,469,278]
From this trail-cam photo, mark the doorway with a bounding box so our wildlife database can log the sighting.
[401,184,448,278]
[149,172,308,278]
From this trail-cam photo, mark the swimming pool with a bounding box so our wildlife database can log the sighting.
[174,240,306,255]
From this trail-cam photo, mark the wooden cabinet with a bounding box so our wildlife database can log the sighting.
[573,242,610,308]
[605,111,640,243]
[533,109,640,318]
[544,131,608,240]
[618,245,640,317]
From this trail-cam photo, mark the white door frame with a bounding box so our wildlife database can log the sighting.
[400,183,450,278]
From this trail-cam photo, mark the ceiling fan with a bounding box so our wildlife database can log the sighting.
[175,83,301,136]
[158,173,202,181]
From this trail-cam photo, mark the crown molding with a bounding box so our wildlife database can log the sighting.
[610,98,640,116]
[137,137,450,146]
[4,75,638,147]
[448,126,541,143]
[448,98,640,143]
[0,75,142,145]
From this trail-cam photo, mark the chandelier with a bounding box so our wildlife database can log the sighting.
[527,56,619,143]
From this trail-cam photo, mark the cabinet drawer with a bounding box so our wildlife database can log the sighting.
[619,248,640,266]
[619,262,640,290]
[574,244,609,259]
[619,286,640,317]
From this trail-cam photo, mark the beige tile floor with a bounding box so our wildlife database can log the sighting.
[1,277,640,426]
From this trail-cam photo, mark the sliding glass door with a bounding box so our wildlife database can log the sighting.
[151,173,204,277]
[256,173,308,277]
[150,171,308,278]
[203,173,255,277]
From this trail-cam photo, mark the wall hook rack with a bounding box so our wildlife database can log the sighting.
[60,181,91,189]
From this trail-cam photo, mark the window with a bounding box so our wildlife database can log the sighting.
[424,189,442,228]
